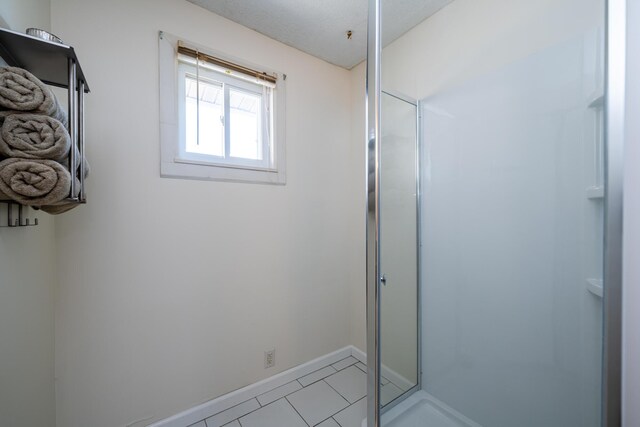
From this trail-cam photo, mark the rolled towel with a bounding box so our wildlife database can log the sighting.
[0,158,70,206]
[40,200,80,215]
[0,67,67,125]
[0,114,70,161]
[38,156,89,214]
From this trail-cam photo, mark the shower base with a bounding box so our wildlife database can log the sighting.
[363,391,481,427]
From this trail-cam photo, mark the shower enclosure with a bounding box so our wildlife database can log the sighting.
[365,0,623,426]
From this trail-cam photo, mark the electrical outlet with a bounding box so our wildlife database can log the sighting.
[264,349,275,368]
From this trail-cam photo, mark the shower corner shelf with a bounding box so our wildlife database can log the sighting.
[586,186,604,199]
[586,278,604,298]
[587,91,604,109]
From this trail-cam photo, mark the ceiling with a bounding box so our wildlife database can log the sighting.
[186,0,453,69]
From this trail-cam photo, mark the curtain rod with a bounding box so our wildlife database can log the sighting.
[177,43,278,85]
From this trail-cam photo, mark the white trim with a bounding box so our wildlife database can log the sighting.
[173,157,277,173]
[350,345,367,363]
[350,346,415,392]
[148,346,353,427]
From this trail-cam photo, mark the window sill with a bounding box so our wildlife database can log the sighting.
[173,157,277,173]
[161,158,286,185]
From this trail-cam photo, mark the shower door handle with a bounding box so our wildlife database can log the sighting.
[380,274,387,286]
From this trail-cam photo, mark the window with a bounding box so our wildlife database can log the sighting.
[159,32,286,184]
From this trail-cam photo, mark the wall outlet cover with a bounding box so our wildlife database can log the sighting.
[264,349,275,368]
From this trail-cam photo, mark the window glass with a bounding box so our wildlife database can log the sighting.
[229,88,262,160]
[185,76,224,157]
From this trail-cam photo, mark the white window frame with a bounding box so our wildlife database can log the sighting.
[159,31,286,184]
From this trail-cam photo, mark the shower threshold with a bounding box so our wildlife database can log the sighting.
[362,391,481,427]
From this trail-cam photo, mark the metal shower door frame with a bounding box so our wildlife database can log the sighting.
[377,89,422,417]
[365,0,382,423]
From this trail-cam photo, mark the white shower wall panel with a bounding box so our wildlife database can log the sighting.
[419,34,603,427]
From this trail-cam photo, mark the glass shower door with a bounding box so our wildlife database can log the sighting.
[379,91,419,408]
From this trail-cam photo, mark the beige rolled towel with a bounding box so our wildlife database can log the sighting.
[0,67,67,125]
[0,158,71,206]
[0,114,70,161]
[39,158,89,215]
[40,200,81,215]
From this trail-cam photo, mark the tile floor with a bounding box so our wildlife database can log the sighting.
[189,355,406,427]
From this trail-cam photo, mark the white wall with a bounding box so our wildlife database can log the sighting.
[348,62,366,354]
[0,0,50,32]
[0,3,57,427]
[49,0,357,426]
[420,39,602,426]
[381,0,603,100]
[0,213,57,427]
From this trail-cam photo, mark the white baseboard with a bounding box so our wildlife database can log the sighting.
[350,346,415,391]
[149,345,416,427]
[148,346,353,427]
[350,345,366,363]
